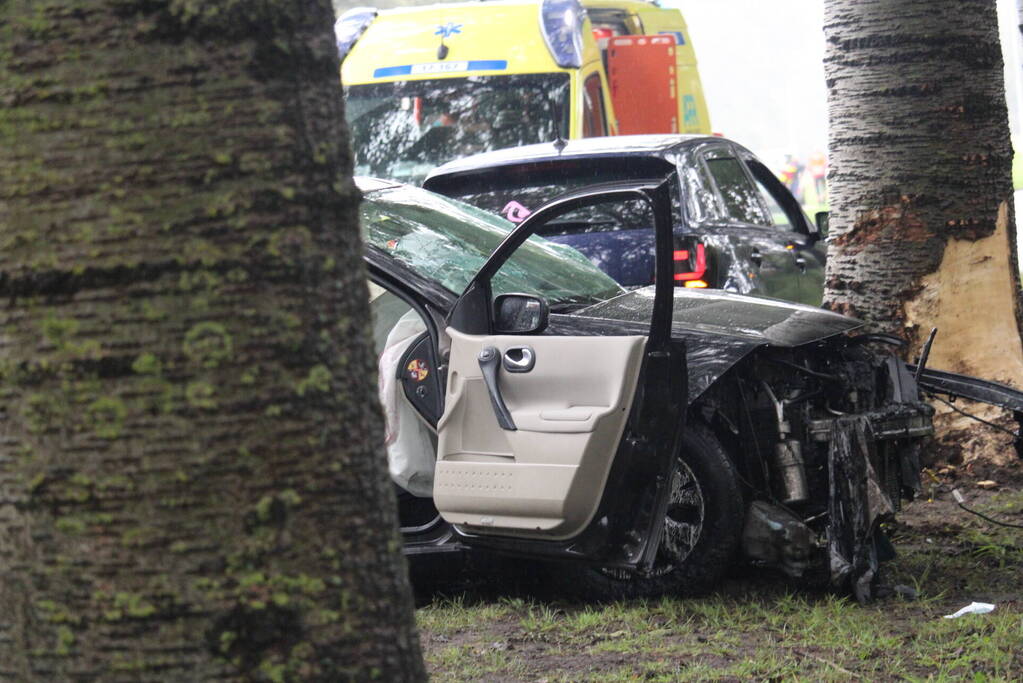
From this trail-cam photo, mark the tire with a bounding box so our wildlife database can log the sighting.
[561,423,745,601]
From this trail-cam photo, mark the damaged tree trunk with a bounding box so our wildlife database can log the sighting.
[0,0,425,679]
[824,0,1023,463]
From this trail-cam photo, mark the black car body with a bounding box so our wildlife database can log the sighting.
[360,176,1023,601]
[423,135,827,306]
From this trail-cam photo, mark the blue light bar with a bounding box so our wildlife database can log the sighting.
[539,0,586,69]
[335,7,377,62]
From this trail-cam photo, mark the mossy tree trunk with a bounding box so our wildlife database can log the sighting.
[0,0,425,679]
[824,0,1023,393]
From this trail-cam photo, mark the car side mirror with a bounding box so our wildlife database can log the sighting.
[814,211,829,237]
[494,294,549,334]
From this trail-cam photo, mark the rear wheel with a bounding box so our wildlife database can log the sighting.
[563,423,744,600]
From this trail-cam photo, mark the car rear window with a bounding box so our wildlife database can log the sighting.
[426,156,676,227]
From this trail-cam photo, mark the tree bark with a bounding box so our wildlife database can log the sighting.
[823,0,1023,395]
[0,0,425,680]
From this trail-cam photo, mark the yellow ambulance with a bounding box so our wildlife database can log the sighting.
[338,0,711,182]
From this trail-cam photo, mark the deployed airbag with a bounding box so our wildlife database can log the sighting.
[378,310,435,497]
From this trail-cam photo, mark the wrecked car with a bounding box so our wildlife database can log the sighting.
[424,135,827,306]
[360,175,1021,601]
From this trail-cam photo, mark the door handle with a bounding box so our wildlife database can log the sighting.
[478,346,516,431]
[750,249,763,267]
[503,346,535,373]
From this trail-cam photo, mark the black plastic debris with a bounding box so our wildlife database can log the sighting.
[827,416,895,603]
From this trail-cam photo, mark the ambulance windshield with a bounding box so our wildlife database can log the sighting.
[345,74,570,184]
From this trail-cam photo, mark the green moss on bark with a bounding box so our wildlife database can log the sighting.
[0,0,424,679]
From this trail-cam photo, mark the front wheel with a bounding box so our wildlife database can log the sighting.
[562,423,745,600]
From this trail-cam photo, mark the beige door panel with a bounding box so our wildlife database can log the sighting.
[435,327,646,540]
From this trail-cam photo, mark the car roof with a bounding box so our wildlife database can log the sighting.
[426,134,721,180]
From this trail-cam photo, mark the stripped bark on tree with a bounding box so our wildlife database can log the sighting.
[824,0,1023,464]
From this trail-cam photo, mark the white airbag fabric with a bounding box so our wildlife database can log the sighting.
[378,310,435,497]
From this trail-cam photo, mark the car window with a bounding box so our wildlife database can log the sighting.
[744,158,807,234]
[368,281,415,354]
[430,157,676,225]
[702,150,769,226]
[533,198,652,236]
[492,196,654,309]
[752,177,793,230]
[345,74,570,184]
[679,158,722,223]
[432,165,679,290]
[582,74,608,137]
[525,199,658,289]
[361,185,623,307]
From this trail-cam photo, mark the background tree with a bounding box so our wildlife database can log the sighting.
[0,0,425,679]
[823,0,1023,462]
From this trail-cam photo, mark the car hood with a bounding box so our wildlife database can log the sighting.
[574,287,863,347]
[567,288,863,404]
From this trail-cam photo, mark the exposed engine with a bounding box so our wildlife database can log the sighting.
[697,336,934,601]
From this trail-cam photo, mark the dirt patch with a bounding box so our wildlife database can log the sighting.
[415,462,1023,682]
[928,401,1020,467]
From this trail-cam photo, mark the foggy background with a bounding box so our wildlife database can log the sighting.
[334,0,1022,165]
[666,0,1021,164]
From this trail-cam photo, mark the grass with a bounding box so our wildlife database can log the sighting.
[416,594,514,636]
[419,589,1022,681]
[415,492,1023,681]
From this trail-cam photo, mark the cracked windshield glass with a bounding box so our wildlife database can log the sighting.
[361,185,623,308]
[345,74,570,184]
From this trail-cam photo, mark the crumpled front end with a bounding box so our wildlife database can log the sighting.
[697,336,934,601]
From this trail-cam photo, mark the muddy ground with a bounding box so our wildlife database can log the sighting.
[411,460,1023,681]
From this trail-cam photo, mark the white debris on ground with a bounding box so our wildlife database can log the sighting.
[943,602,997,619]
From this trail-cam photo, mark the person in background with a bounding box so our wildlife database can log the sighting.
[778,155,796,188]
[808,150,827,202]
[780,154,803,203]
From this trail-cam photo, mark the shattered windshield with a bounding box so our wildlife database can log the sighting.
[360,185,624,306]
[345,74,570,184]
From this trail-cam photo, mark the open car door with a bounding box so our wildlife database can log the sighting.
[433,179,688,571]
